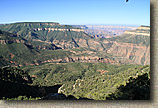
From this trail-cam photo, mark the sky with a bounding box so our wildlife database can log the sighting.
[0,0,150,26]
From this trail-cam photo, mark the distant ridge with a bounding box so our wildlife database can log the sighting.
[3,22,60,25]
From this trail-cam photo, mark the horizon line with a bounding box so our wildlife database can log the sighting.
[0,21,149,26]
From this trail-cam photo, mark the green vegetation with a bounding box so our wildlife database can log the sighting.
[0,56,11,67]
[0,23,150,100]
[22,63,150,100]
[0,29,74,67]
[0,66,31,83]
[106,68,150,100]
[58,64,150,100]
[0,42,72,66]
[0,62,150,100]
[0,66,62,100]
[0,66,33,99]
[0,22,90,41]
[108,33,150,47]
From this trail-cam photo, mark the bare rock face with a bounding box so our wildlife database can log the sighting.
[34,28,84,32]
[105,41,150,65]
[124,31,150,36]
[0,40,6,44]
[9,53,14,59]
[62,56,118,64]
[99,26,150,65]
[137,26,150,30]
[124,26,150,36]
[0,39,24,44]
[51,38,104,51]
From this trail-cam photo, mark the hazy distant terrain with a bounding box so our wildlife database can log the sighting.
[72,25,138,38]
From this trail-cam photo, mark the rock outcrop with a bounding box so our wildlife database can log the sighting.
[34,28,84,32]
[0,39,25,44]
[124,26,150,36]
[105,41,150,65]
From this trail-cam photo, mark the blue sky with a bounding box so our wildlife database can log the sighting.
[0,0,150,26]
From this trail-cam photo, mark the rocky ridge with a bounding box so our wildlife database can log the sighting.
[0,23,150,65]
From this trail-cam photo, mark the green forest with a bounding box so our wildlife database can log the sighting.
[0,63,150,100]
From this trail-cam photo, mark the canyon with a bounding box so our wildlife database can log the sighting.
[0,22,150,100]
[0,23,150,66]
